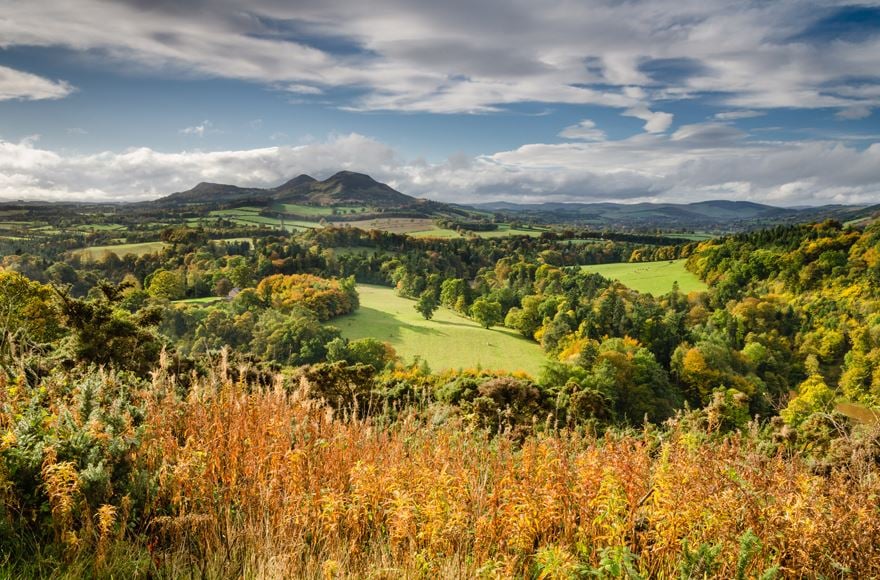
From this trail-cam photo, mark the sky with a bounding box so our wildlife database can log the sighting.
[0,0,879,206]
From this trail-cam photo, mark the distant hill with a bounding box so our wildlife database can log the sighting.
[471,199,877,231]
[158,182,271,206]
[156,171,417,209]
[126,175,880,232]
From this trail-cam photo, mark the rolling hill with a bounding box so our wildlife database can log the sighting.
[135,172,880,233]
[272,171,415,206]
[156,171,418,209]
[473,199,880,231]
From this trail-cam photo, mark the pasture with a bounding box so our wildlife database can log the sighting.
[71,241,168,261]
[273,203,369,216]
[336,284,546,375]
[580,259,707,295]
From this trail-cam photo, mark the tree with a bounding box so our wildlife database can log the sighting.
[781,357,836,426]
[326,337,396,371]
[55,282,164,374]
[147,269,185,301]
[470,297,502,329]
[213,277,233,297]
[0,271,63,366]
[415,289,439,320]
[256,274,358,320]
[225,256,255,288]
[348,338,397,370]
[440,278,468,311]
[250,307,339,366]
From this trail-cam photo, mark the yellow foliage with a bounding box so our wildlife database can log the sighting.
[33,366,877,577]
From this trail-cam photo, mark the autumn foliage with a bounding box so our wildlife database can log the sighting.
[255,273,358,320]
[4,358,880,577]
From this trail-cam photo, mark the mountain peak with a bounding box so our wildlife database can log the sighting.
[325,171,381,186]
[272,174,319,197]
[156,170,416,208]
[274,174,317,190]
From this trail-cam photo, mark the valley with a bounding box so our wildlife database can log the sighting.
[2,174,880,577]
[337,284,547,374]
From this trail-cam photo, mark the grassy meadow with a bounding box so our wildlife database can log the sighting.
[336,284,546,375]
[274,203,369,216]
[581,259,707,295]
[70,241,168,261]
[178,205,549,240]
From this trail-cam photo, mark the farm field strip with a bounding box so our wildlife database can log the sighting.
[580,259,707,295]
[70,241,168,260]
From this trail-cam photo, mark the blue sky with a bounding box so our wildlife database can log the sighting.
[0,0,879,205]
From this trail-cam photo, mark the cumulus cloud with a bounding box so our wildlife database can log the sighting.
[0,65,74,101]
[2,129,879,207]
[558,119,606,141]
[0,133,398,202]
[2,0,879,118]
[623,107,674,133]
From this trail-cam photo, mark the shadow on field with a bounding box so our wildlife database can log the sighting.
[427,318,474,329]
[339,306,443,342]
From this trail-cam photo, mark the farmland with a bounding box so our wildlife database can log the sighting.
[70,241,167,260]
[580,258,707,295]
[336,284,546,375]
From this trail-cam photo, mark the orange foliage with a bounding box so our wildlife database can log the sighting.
[132,364,880,577]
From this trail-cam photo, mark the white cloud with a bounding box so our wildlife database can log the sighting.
[283,83,324,95]
[714,110,765,121]
[179,120,213,137]
[2,129,879,207]
[0,133,397,202]
[836,105,872,120]
[0,65,74,101]
[623,107,674,133]
[66,127,88,135]
[558,119,606,141]
[1,0,878,116]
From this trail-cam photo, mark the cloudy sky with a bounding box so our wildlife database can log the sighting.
[1,0,879,205]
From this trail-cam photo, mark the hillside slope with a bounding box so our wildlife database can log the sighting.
[156,171,417,209]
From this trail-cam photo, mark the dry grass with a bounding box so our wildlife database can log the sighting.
[124,360,880,578]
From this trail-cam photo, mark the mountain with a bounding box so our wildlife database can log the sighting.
[272,174,318,196]
[158,182,270,205]
[155,171,417,209]
[274,171,415,206]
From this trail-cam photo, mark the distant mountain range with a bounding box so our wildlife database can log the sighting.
[156,171,417,208]
[472,199,880,230]
[145,171,879,231]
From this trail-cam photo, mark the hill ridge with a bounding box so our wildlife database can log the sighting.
[156,171,416,208]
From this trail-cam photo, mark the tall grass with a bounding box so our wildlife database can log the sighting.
[4,358,880,577]
[138,362,880,578]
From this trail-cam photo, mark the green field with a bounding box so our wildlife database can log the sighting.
[337,285,546,375]
[71,241,168,261]
[273,203,369,216]
[580,259,707,295]
[662,232,716,241]
[409,223,547,239]
[74,223,127,232]
[173,296,224,305]
[193,207,319,231]
[473,224,547,238]
[409,226,463,239]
